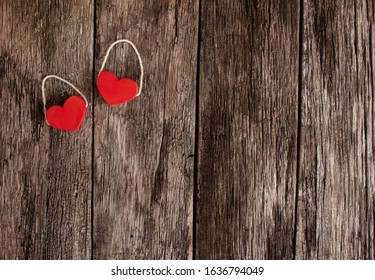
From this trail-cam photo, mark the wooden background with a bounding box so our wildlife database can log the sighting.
[0,0,374,259]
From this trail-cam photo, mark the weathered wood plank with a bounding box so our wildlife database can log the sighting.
[93,0,198,259]
[196,0,300,259]
[296,0,375,259]
[0,0,93,259]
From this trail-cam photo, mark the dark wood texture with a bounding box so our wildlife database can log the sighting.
[93,0,198,259]
[196,0,300,259]
[0,0,93,259]
[296,0,375,259]
[0,0,373,260]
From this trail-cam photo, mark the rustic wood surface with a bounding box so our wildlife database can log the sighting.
[196,0,300,259]
[0,0,373,260]
[0,0,93,259]
[296,0,375,259]
[93,0,198,259]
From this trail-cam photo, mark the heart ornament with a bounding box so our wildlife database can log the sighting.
[41,75,88,132]
[97,39,143,106]
[97,70,138,105]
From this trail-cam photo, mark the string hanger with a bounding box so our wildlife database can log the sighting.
[41,75,88,126]
[99,39,144,96]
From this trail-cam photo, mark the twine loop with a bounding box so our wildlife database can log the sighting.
[41,75,88,126]
[99,39,144,96]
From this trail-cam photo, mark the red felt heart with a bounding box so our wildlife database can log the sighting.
[97,70,138,105]
[46,96,87,132]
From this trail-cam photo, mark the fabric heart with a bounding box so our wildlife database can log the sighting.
[46,96,87,131]
[97,70,138,105]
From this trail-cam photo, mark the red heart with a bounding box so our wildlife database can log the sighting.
[46,96,87,132]
[97,70,138,105]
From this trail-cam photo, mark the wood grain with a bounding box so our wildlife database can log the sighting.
[0,0,374,260]
[296,0,375,259]
[0,0,93,259]
[196,0,300,259]
[93,0,198,259]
